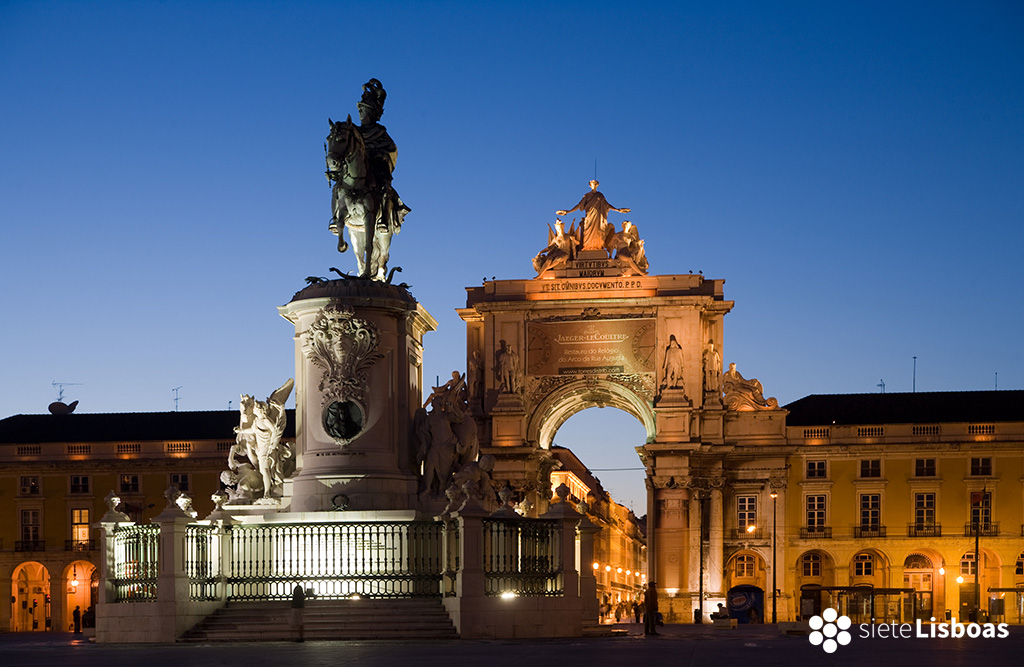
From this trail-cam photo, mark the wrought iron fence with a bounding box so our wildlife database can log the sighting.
[112,524,160,602]
[482,518,562,596]
[185,524,220,601]
[227,521,444,600]
[442,520,460,597]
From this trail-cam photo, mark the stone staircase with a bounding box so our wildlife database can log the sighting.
[179,598,458,642]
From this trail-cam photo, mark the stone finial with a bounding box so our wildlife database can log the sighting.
[576,499,590,515]
[164,485,182,509]
[211,490,228,512]
[176,491,198,519]
[101,490,131,523]
[498,482,515,507]
[554,483,570,503]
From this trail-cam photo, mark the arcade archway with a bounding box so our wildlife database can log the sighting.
[11,562,50,632]
[62,560,96,631]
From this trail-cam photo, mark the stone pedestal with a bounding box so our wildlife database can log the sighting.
[278,280,436,513]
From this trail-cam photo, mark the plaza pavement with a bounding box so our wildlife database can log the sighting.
[3,622,1022,666]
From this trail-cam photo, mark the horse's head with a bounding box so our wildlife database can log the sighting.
[326,115,368,179]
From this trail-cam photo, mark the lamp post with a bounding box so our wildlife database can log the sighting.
[697,492,705,624]
[770,490,778,624]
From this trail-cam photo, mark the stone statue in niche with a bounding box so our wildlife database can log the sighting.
[326,78,410,280]
[495,339,521,394]
[532,219,579,276]
[660,334,685,391]
[415,372,479,498]
[222,379,296,503]
[703,339,722,396]
[722,362,779,411]
[302,303,383,445]
[556,180,630,254]
[468,350,484,400]
[443,454,498,513]
[606,221,649,275]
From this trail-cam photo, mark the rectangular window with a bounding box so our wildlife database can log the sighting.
[970,458,992,476]
[19,476,40,495]
[914,459,936,477]
[802,554,821,577]
[71,508,90,545]
[970,491,991,529]
[737,496,757,529]
[20,509,40,542]
[735,554,755,578]
[859,459,881,478]
[961,553,977,576]
[854,553,874,577]
[860,494,880,528]
[170,473,190,492]
[806,495,826,528]
[806,460,826,479]
[70,475,90,494]
[915,493,936,527]
[119,474,140,494]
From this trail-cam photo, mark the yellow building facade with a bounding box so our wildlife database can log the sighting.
[0,410,249,632]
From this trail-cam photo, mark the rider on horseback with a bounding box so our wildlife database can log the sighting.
[326,79,410,280]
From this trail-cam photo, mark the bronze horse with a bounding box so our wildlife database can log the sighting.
[326,116,391,279]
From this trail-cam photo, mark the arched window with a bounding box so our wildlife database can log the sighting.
[854,553,874,577]
[735,554,755,578]
[802,553,821,577]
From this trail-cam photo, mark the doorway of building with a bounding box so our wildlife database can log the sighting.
[11,561,50,632]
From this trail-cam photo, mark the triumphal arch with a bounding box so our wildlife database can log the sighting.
[459,182,788,619]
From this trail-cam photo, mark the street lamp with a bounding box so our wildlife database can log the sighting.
[770,490,778,624]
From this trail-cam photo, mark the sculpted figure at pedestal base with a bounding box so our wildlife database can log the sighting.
[415,372,479,498]
[326,79,410,280]
[533,219,579,276]
[222,379,296,503]
[606,221,649,275]
[443,454,498,513]
[557,180,630,254]
[722,363,779,411]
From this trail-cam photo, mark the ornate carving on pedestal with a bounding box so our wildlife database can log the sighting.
[722,363,779,411]
[302,303,384,445]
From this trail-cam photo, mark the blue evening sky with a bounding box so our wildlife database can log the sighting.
[2,1,1021,510]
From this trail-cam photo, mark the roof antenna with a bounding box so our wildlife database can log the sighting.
[994,372,997,390]
[51,381,82,402]
[877,379,885,393]
[912,356,917,392]
[172,386,183,412]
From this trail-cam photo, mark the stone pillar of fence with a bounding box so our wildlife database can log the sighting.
[97,491,131,605]
[539,487,582,605]
[576,513,601,626]
[440,498,488,636]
